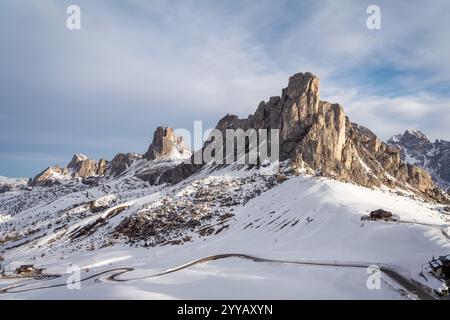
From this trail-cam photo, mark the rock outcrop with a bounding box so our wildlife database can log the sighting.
[30,165,69,186]
[67,154,108,178]
[210,73,348,169]
[389,130,450,192]
[160,72,448,203]
[144,127,189,161]
[108,153,142,177]
[29,127,191,186]
[30,154,109,186]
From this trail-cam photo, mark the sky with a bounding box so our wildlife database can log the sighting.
[1,0,450,178]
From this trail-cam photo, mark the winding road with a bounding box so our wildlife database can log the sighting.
[0,253,437,300]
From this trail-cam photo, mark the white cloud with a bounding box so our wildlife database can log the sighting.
[1,0,450,176]
[3,0,289,117]
[324,87,450,141]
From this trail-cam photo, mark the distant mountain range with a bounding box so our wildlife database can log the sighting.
[3,72,447,202]
[389,130,450,192]
[0,176,28,193]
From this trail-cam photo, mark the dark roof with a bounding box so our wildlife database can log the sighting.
[429,260,443,269]
[428,255,450,269]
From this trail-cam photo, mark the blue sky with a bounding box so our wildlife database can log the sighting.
[1,0,450,178]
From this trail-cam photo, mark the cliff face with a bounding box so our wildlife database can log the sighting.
[30,154,109,186]
[108,153,142,178]
[29,127,192,186]
[67,154,108,178]
[144,127,189,161]
[161,72,448,203]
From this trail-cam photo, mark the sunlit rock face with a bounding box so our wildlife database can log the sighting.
[161,72,447,203]
[144,127,189,161]
[30,154,109,186]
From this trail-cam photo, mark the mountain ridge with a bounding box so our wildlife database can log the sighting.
[23,72,449,204]
[388,129,450,192]
[159,72,449,203]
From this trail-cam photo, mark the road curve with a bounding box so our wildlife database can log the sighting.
[0,253,436,300]
[0,268,133,294]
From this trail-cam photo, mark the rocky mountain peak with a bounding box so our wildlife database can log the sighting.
[388,130,433,165]
[388,130,450,192]
[66,154,108,179]
[108,153,143,177]
[389,129,431,147]
[405,129,429,139]
[286,72,320,99]
[144,126,189,161]
[160,72,448,203]
[67,153,89,169]
[30,154,109,186]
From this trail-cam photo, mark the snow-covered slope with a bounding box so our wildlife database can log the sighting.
[1,165,449,299]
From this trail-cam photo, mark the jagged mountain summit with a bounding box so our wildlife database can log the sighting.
[389,130,450,192]
[67,153,108,178]
[144,127,190,161]
[30,154,109,186]
[161,72,448,203]
[105,127,191,184]
[29,126,192,186]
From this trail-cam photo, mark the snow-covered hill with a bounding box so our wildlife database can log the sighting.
[1,164,449,299]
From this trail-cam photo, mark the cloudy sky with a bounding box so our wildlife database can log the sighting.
[1,0,449,177]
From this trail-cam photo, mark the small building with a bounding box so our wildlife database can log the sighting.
[428,255,450,280]
[361,209,397,222]
[370,209,393,220]
[437,282,449,297]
